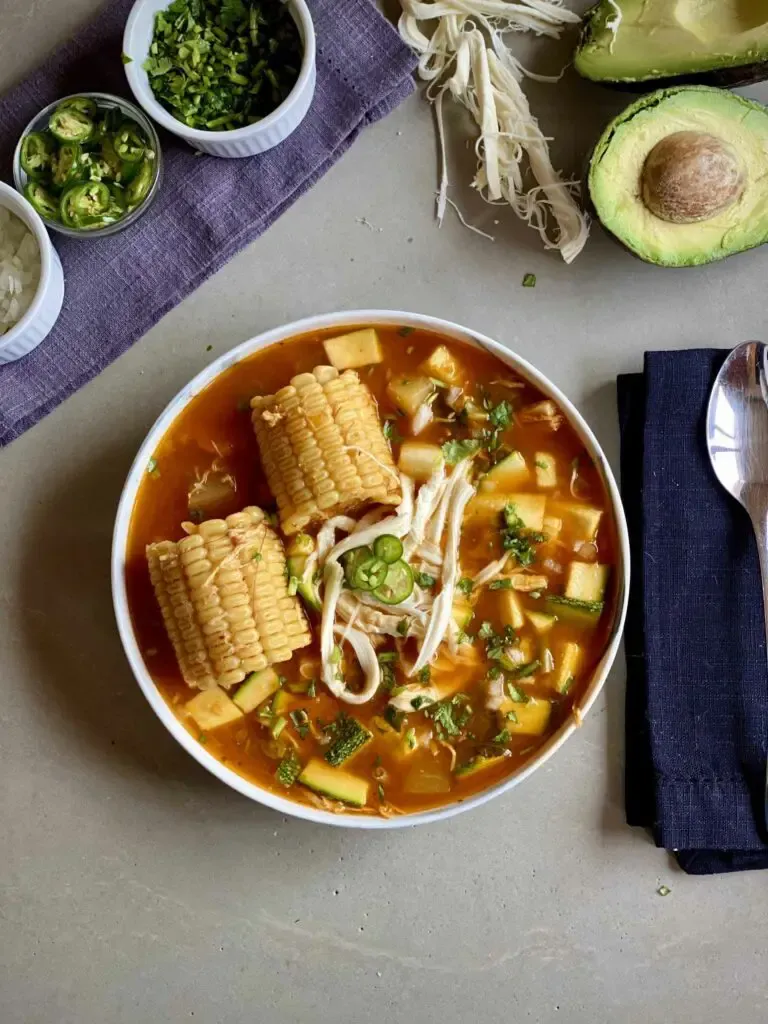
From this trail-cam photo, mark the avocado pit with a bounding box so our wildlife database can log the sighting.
[641,130,745,223]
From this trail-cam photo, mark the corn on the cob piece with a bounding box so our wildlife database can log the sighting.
[147,506,311,691]
[250,365,400,535]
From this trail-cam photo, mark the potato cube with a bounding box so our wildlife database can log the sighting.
[323,329,383,369]
[419,344,464,386]
[387,376,435,417]
[534,452,557,489]
[398,442,444,482]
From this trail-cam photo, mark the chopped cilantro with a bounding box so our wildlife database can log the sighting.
[377,653,398,691]
[383,419,402,443]
[405,728,417,750]
[396,618,409,637]
[455,629,472,646]
[535,459,548,470]
[486,664,503,681]
[307,680,317,699]
[501,503,544,567]
[484,624,517,661]
[384,705,405,731]
[418,666,431,683]
[505,710,519,723]
[488,578,513,590]
[488,400,512,431]
[560,674,575,694]
[505,681,530,703]
[441,438,481,465]
[289,709,310,739]
[457,577,474,596]
[410,695,432,710]
[509,660,541,680]
[378,783,386,802]
[522,273,536,288]
[252,551,263,562]
[397,326,415,337]
[121,53,133,65]
[492,729,510,744]
[414,571,436,589]
[477,621,494,640]
[426,694,472,738]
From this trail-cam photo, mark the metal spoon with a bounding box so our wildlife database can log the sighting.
[706,341,768,825]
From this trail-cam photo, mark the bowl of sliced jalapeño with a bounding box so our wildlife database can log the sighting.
[13,93,162,238]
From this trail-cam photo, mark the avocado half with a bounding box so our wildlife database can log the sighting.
[588,86,768,267]
[575,0,768,87]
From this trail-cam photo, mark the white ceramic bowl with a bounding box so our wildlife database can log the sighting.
[123,0,316,158]
[0,182,64,364]
[112,310,630,828]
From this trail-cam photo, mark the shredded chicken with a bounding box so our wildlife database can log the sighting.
[519,399,564,430]
[510,573,548,592]
[473,551,511,587]
[398,1,589,262]
[411,403,434,435]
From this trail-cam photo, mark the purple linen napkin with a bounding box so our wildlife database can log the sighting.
[0,0,416,446]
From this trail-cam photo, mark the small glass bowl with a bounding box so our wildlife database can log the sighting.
[12,91,163,239]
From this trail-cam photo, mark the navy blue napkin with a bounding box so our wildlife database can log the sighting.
[618,349,768,874]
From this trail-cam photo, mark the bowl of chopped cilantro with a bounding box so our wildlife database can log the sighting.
[123,0,315,158]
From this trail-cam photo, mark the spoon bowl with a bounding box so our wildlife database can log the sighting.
[706,340,768,828]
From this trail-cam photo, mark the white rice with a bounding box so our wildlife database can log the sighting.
[0,206,41,336]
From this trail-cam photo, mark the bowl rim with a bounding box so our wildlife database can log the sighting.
[111,309,631,829]
[0,181,56,352]
[123,0,316,141]
[12,91,163,240]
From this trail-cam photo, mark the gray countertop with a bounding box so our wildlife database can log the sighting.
[3,3,768,1023]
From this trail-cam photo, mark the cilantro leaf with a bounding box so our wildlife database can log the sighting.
[457,577,474,596]
[441,438,481,465]
[414,571,436,589]
[488,400,512,431]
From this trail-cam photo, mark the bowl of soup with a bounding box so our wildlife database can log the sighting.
[112,311,629,827]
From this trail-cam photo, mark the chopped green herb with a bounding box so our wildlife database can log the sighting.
[484,624,517,661]
[501,504,544,567]
[289,709,310,739]
[252,551,262,562]
[397,326,415,337]
[378,651,398,663]
[492,729,510,744]
[505,681,530,703]
[271,716,288,739]
[377,783,386,802]
[396,618,409,637]
[377,652,398,691]
[426,694,472,738]
[455,629,472,646]
[275,750,301,787]
[414,571,436,589]
[198,732,208,745]
[486,664,503,681]
[457,577,474,596]
[488,579,514,591]
[657,885,671,897]
[441,438,481,465]
[477,621,494,640]
[384,705,405,731]
[488,400,512,431]
[534,459,548,470]
[505,710,519,723]
[307,680,317,699]
[144,0,302,132]
[383,419,402,443]
[121,53,133,65]
[405,727,417,750]
[560,674,575,694]
[418,666,431,684]
[509,660,541,680]
[522,273,536,288]
[147,456,159,476]
[410,695,432,710]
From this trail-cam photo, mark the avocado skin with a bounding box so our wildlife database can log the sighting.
[586,87,768,267]
[575,2,768,90]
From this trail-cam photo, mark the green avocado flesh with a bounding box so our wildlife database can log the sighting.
[589,86,768,266]
[575,0,768,84]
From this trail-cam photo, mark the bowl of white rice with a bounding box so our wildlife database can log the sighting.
[0,180,64,364]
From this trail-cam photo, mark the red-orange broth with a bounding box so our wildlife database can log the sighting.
[126,326,618,816]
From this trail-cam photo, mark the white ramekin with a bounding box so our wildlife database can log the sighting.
[0,182,64,364]
[112,311,630,829]
[123,0,316,158]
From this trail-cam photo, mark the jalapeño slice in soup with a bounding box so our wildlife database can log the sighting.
[125,326,618,817]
